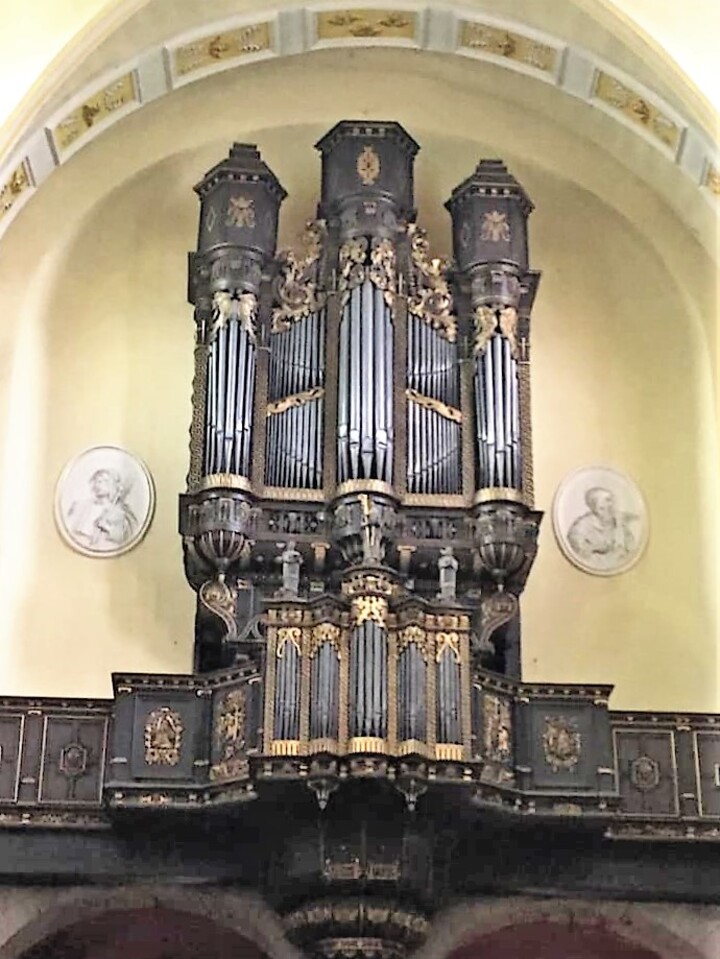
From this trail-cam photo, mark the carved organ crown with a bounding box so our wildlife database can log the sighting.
[180,120,542,763]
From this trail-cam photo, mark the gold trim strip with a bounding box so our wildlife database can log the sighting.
[397,739,429,757]
[266,386,325,416]
[435,743,463,761]
[261,486,325,502]
[270,739,301,756]
[335,479,396,498]
[200,473,252,492]
[406,388,462,423]
[347,736,388,754]
[403,493,468,508]
[473,486,526,505]
[308,738,341,754]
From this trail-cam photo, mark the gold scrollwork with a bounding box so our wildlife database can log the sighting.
[277,626,303,657]
[435,631,461,663]
[351,595,388,627]
[266,386,325,416]
[369,237,397,306]
[338,236,368,295]
[405,388,462,424]
[342,572,395,597]
[398,624,431,661]
[308,622,341,658]
[144,707,183,766]
[594,71,680,149]
[199,576,238,642]
[272,220,327,332]
[357,144,381,185]
[406,223,457,342]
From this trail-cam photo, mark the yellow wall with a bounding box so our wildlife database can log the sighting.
[0,51,714,709]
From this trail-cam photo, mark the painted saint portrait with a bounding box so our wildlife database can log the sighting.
[553,467,648,576]
[55,446,155,557]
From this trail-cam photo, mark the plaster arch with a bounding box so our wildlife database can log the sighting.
[0,885,302,959]
[414,897,717,959]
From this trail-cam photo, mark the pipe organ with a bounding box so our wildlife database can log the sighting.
[180,120,542,749]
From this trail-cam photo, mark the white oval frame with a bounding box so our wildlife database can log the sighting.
[54,445,156,558]
[552,465,649,576]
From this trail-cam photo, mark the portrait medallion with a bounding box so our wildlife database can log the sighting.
[552,466,648,576]
[54,445,155,558]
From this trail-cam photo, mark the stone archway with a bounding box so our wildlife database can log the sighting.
[0,886,302,959]
[414,897,715,959]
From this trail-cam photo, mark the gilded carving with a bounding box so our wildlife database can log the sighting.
[226,194,256,228]
[144,707,184,766]
[277,626,303,656]
[543,715,581,772]
[478,590,518,650]
[460,22,557,73]
[0,162,31,221]
[593,71,680,150]
[473,305,498,356]
[210,290,258,343]
[266,386,325,416]
[357,144,381,185]
[398,624,431,660]
[705,165,720,197]
[351,595,388,627]
[406,223,457,342]
[173,22,271,77]
[435,631,461,663]
[199,576,238,641]
[53,72,137,152]
[272,220,327,332]
[210,688,248,781]
[308,622,341,658]
[406,388,462,424]
[498,306,519,358]
[483,695,512,763]
[480,210,511,243]
[368,237,397,306]
[630,754,661,791]
[338,236,368,294]
[317,10,415,40]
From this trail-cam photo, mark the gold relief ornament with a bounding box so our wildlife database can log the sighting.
[398,624,431,660]
[308,622,341,657]
[483,694,512,763]
[480,210,511,243]
[210,290,258,343]
[473,305,498,356]
[351,595,388,627]
[406,223,457,342]
[272,220,327,332]
[357,144,381,185]
[460,22,557,73]
[199,575,238,642]
[498,306,519,358]
[435,631,461,663]
[543,715,581,772]
[338,236,369,296]
[369,237,397,307]
[226,194,256,228]
[144,707,184,766]
[210,688,248,781]
[277,626,303,656]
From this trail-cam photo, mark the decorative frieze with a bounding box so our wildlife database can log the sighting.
[459,21,558,74]
[593,70,681,151]
[316,9,416,41]
[52,72,138,154]
[172,22,272,78]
